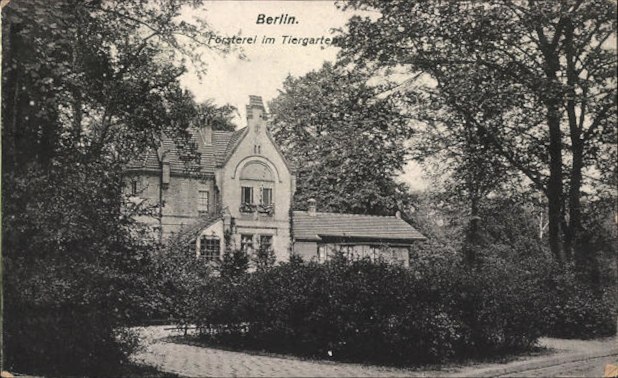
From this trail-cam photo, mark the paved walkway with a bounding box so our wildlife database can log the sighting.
[501,355,616,377]
[449,337,617,377]
[131,326,617,377]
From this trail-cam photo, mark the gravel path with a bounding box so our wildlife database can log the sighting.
[501,355,616,377]
[131,326,617,378]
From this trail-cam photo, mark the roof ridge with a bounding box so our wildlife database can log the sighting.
[234,126,247,134]
[212,129,236,135]
[221,127,249,165]
[293,210,398,219]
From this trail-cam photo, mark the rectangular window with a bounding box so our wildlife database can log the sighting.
[131,180,138,196]
[241,234,254,252]
[391,249,406,266]
[317,245,326,262]
[241,186,253,204]
[260,235,273,251]
[198,190,209,213]
[162,162,170,185]
[261,187,273,205]
[200,236,220,261]
[369,246,379,261]
[345,245,357,259]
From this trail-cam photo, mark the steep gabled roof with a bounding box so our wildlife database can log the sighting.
[212,127,248,167]
[265,129,296,173]
[292,211,426,242]
[126,127,249,175]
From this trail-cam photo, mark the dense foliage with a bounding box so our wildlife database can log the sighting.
[2,0,615,374]
[335,0,618,273]
[407,192,617,338]
[268,63,414,215]
[539,267,617,339]
[177,252,615,366]
[1,0,227,374]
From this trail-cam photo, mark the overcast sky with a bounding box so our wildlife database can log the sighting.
[179,0,427,190]
[180,1,350,114]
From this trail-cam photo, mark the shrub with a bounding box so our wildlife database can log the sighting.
[251,245,277,272]
[190,253,546,365]
[4,304,141,376]
[2,253,147,376]
[538,266,617,339]
[145,242,215,327]
[219,248,250,280]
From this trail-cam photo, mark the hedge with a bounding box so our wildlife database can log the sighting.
[188,253,549,365]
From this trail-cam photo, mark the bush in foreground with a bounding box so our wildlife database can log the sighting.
[189,253,545,365]
[538,265,617,339]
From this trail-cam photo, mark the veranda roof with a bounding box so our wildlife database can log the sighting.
[292,211,426,242]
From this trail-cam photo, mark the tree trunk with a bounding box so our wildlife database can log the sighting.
[546,99,566,264]
[464,218,480,266]
[569,138,601,287]
[567,136,584,254]
[463,191,480,266]
[562,18,599,283]
[563,19,582,263]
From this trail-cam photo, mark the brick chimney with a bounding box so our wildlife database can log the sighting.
[199,120,212,145]
[246,95,266,133]
[308,198,317,216]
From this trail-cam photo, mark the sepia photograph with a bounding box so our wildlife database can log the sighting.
[1,0,617,377]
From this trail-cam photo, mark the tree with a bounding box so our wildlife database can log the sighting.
[1,0,225,374]
[268,62,414,215]
[196,101,239,132]
[336,1,617,271]
[408,90,518,264]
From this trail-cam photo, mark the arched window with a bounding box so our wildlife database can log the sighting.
[239,162,275,215]
[240,161,273,181]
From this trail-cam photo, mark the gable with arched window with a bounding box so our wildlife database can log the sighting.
[239,161,275,216]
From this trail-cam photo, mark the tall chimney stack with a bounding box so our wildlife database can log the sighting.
[200,119,212,145]
[246,95,266,133]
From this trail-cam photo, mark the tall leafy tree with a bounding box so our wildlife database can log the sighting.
[269,63,414,215]
[196,101,239,132]
[408,89,517,264]
[336,1,617,271]
[1,0,225,374]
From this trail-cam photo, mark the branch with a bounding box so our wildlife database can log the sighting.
[443,89,548,194]
[582,97,616,141]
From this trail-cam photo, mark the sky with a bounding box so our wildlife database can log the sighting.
[180,1,350,114]
[178,0,428,190]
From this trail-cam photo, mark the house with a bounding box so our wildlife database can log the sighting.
[292,200,426,267]
[124,96,424,264]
